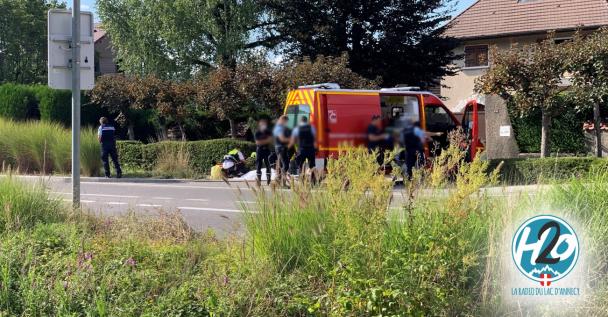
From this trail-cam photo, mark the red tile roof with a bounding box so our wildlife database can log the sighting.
[445,0,608,39]
[94,23,107,43]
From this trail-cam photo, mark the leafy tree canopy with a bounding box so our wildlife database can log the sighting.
[0,0,66,84]
[97,0,280,78]
[265,0,458,87]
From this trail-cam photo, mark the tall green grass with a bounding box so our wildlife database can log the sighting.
[0,176,65,231]
[0,118,101,176]
[244,145,498,315]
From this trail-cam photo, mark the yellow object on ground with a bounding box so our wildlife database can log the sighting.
[210,164,223,180]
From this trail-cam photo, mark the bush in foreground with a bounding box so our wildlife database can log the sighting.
[1,145,608,315]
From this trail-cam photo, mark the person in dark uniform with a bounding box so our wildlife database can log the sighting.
[273,115,291,185]
[97,117,122,178]
[367,115,390,166]
[400,119,424,180]
[289,116,317,174]
[254,119,273,185]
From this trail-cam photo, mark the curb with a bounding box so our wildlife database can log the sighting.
[7,174,227,184]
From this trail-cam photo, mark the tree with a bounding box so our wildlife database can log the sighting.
[264,0,458,87]
[566,28,608,157]
[97,0,280,78]
[151,79,197,140]
[476,39,566,158]
[272,54,380,113]
[0,0,65,84]
[196,58,275,138]
[89,74,139,140]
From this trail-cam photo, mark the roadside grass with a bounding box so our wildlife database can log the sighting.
[1,140,608,315]
[0,118,101,176]
[153,143,195,179]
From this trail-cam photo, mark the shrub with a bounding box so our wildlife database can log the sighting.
[489,157,608,184]
[32,86,72,125]
[0,83,38,120]
[510,102,588,154]
[117,138,255,176]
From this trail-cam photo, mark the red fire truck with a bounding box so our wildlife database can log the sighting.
[283,83,484,168]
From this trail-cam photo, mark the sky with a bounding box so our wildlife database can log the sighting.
[77,0,477,22]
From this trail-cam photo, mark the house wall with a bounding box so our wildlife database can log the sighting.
[95,36,117,76]
[441,32,574,112]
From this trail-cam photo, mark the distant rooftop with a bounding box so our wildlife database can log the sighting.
[445,0,608,39]
[93,23,106,43]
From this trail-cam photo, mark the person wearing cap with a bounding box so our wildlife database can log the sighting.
[367,115,390,165]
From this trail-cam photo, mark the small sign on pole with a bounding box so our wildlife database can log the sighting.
[48,4,94,208]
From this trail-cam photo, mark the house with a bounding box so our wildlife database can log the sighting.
[441,0,608,112]
[94,24,119,76]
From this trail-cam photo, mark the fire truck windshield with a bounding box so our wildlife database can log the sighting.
[285,105,311,129]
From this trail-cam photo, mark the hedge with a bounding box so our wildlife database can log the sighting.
[32,86,72,124]
[116,138,256,175]
[489,157,608,185]
[0,84,101,126]
[0,83,38,120]
[508,99,589,154]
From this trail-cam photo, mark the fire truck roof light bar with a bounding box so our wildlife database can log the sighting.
[299,83,341,89]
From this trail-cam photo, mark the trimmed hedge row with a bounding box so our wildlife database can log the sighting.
[489,157,608,184]
[116,139,256,175]
[0,84,99,126]
[0,84,38,120]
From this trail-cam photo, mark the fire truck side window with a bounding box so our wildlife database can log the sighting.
[424,105,457,133]
[285,105,311,129]
[380,95,419,126]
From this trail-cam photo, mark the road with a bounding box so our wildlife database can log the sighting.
[13,176,542,234]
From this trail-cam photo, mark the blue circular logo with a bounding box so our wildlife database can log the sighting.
[512,215,579,284]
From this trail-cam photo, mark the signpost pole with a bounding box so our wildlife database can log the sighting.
[71,0,81,208]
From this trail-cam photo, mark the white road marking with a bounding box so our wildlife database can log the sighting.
[152,197,173,200]
[178,206,245,213]
[53,192,139,199]
[107,202,128,206]
[237,200,256,204]
[186,198,210,202]
[136,204,162,208]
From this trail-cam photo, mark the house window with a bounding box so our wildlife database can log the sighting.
[464,45,489,68]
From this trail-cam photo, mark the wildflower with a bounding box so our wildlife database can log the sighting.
[125,257,137,267]
[223,275,229,286]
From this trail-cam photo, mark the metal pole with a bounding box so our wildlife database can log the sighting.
[71,0,81,208]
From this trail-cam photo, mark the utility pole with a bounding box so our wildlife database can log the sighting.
[71,0,81,208]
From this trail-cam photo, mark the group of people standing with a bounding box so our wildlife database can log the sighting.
[253,115,317,185]
[367,115,441,179]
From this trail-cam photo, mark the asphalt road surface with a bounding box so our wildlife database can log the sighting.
[14,176,540,235]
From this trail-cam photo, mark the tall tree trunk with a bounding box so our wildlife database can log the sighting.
[228,118,237,139]
[127,123,135,141]
[594,103,602,158]
[540,109,551,158]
